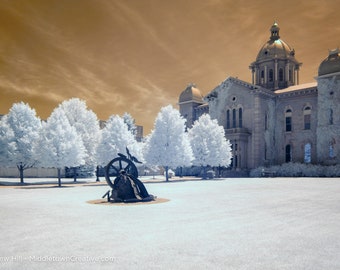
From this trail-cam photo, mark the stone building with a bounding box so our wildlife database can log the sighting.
[178,22,340,173]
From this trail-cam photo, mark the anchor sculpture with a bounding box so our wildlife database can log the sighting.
[103,148,155,203]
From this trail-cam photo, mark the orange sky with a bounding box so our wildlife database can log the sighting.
[0,0,339,134]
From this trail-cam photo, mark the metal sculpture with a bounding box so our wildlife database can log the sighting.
[103,148,155,203]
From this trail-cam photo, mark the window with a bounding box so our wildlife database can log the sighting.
[304,106,311,130]
[304,143,311,163]
[269,69,273,82]
[279,68,284,81]
[226,110,230,129]
[285,144,292,162]
[265,113,268,130]
[289,69,292,82]
[329,109,334,125]
[285,109,292,132]
[238,108,243,128]
[329,140,335,158]
[232,109,236,128]
[234,155,238,168]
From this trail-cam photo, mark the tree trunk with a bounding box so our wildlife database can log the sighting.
[96,166,100,182]
[73,167,77,182]
[165,166,169,182]
[202,166,207,179]
[57,168,62,187]
[18,165,24,184]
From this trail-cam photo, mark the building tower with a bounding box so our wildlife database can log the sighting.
[316,48,340,165]
[249,22,302,91]
[178,83,205,128]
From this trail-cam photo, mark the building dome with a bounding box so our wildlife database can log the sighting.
[256,22,296,62]
[179,83,203,103]
[249,22,301,91]
[318,48,340,76]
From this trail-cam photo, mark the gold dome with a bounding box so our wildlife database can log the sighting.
[179,83,203,103]
[256,22,296,62]
[318,48,340,76]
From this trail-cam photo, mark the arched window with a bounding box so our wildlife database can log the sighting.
[285,109,292,132]
[285,144,292,162]
[232,109,236,128]
[238,108,243,128]
[226,110,230,129]
[329,139,335,158]
[304,106,311,130]
[304,143,311,163]
[279,68,284,81]
[329,109,334,125]
[269,69,273,82]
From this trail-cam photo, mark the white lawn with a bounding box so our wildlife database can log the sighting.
[0,177,340,270]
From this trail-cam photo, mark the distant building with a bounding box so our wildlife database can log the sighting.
[179,22,340,173]
[135,125,143,142]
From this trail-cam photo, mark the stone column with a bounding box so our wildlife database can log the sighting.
[251,67,255,85]
[274,60,278,89]
[285,63,289,86]
[252,94,262,168]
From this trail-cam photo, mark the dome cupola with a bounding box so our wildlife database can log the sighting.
[179,83,203,104]
[270,22,280,41]
[318,48,340,76]
[250,22,302,91]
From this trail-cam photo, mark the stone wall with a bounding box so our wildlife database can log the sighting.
[0,167,65,178]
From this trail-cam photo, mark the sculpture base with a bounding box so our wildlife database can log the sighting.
[87,197,169,206]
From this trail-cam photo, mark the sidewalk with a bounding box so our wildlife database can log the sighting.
[1,177,340,270]
[0,175,205,187]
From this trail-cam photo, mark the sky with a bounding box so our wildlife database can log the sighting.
[0,0,339,134]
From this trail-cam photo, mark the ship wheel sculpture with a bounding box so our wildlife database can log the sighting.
[105,153,139,189]
[103,148,155,203]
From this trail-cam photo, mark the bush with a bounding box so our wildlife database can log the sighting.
[250,163,340,177]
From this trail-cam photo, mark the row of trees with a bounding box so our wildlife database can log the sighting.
[0,99,232,184]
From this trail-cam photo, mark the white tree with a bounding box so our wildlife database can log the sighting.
[144,105,193,181]
[35,107,85,186]
[96,115,142,167]
[122,112,137,137]
[0,116,16,168]
[59,98,101,178]
[0,102,42,183]
[188,114,232,177]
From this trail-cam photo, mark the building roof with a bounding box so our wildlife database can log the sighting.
[255,22,298,63]
[318,48,340,76]
[275,82,317,95]
[178,83,204,104]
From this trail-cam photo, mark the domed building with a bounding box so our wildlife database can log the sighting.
[318,48,340,76]
[249,22,302,90]
[178,83,207,128]
[179,22,340,174]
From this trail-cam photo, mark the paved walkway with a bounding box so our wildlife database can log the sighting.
[1,177,340,270]
[0,175,205,187]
